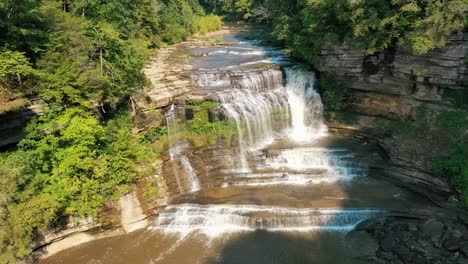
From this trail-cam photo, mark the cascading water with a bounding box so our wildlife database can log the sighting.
[214,69,290,172]
[181,156,200,192]
[155,204,385,237]
[165,103,186,142]
[160,43,375,236]
[43,30,435,264]
[209,67,328,172]
[165,105,201,194]
[285,68,327,142]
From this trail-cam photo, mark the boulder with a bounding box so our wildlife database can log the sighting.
[443,239,460,251]
[380,236,397,252]
[461,241,468,257]
[420,219,445,246]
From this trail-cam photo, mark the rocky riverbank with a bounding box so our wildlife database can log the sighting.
[347,214,468,264]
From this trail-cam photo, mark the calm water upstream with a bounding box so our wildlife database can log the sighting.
[42,30,434,264]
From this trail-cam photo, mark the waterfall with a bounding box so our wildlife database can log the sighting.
[165,103,186,142]
[214,69,289,172]
[285,68,327,142]
[181,156,201,192]
[154,204,385,237]
[165,107,200,193]
[221,147,368,187]
[207,67,329,171]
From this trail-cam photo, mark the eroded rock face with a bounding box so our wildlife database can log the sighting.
[319,32,467,106]
[319,32,468,205]
[0,102,42,149]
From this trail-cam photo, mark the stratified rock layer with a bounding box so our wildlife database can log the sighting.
[319,32,468,205]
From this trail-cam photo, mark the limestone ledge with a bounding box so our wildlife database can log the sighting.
[33,160,167,260]
[319,32,467,207]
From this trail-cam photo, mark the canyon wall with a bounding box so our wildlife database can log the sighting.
[0,103,42,149]
[319,31,468,205]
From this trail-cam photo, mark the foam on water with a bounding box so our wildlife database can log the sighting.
[181,156,201,192]
[285,68,327,142]
[154,204,385,238]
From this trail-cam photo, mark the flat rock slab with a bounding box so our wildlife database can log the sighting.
[119,192,148,233]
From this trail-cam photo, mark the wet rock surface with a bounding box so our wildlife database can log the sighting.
[347,216,468,264]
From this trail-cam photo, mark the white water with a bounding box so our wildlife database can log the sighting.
[263,147,367,179]
[181,156,201,192]
[285,68,327,142]
[165,104,186,142]
[165,127,200,193]
[215,69,289,172]
[155,204,385,237]
[210,67,328,172]
[159,40,376,241]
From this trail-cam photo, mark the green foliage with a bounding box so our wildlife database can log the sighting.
[193,14,223,34]
[375,119,415,136]
[319,72,346,110]
[432,111,468,208]
[0,0,223,261]
[0,109,157,261]
[154,100,237,149]
[158,0,222,45]
[235,0,254,20]
[442,88,468,110]
[37,2,149,110]
[201,0,266,21]
[0,0,47,59]
[183,101,236,145]
[0,49,36,112]
[258,0,467,64]
[433,140,468,208]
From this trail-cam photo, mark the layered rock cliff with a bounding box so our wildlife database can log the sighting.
[318,31,468,205]
[0,102,42,149]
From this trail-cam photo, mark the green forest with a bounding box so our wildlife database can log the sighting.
[0,0,467,262]
[0,0,222,261]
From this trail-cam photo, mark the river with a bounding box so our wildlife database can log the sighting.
[42,29,435,264]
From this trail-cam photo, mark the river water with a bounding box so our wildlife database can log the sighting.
[42,30,434,264]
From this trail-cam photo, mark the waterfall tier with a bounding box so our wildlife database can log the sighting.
[155,204,385,237]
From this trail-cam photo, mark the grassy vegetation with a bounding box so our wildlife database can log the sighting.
[142,100,237,153]
[432,110,468,208]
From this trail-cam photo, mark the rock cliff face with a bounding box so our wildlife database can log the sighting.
[0,103,42,149]
[318,32,468,205]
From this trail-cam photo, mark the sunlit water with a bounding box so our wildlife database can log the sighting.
[42,29,434,264]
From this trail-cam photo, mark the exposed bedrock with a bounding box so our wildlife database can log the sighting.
[0,102,42,149]
[346,214,468,263]
[318,31,467,206]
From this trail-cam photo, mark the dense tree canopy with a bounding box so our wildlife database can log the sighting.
[0,0,222,262]
[204,0,467,59]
